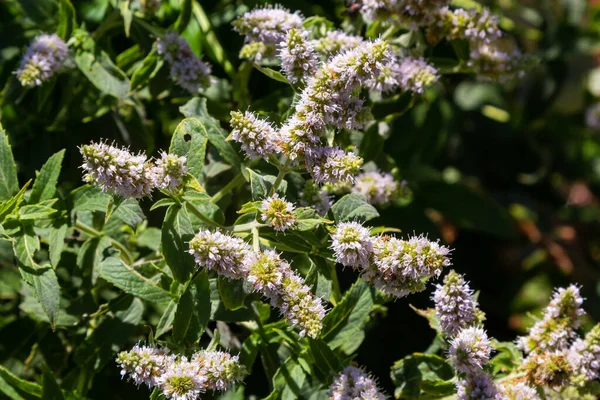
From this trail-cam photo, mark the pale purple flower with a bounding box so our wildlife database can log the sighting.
[352,171,398,206]
[229,111,281,159]
[522,351,572,388]
[233,5,303,45]
[456,371,502,400]
[518,285,585,354]
[116,344,174,387]
[367,235,451,298]
[157,33,212,93]
[157,358,206,400]
[154,152,187,191]
[360,0,452,27]
[442,8,501,44]
[306,147,363,185]
[567,324,600,382]
[498,382,540,400]
[16,33,68,87]
[261,194,296,232]
[331,222,373,269]
[192,350,246,391]
[396,57,439,94]
[469,41,525,83]
[433,270,480,337]
[330,365,386,400]
[279,28,318,84]
[188,230,251,279]
[449,327,492,374]
[80,141,157,198]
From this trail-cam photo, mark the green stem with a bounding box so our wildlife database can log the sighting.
[186,202,227,229]
[211,174,246,203]
[251,226,260,252]
[74,221,134,265]
[268,159,292,197]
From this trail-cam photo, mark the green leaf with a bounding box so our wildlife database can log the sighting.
[98,257,172,304]
[0,365,42,397]
[0,181,31,223]
[180,98,242,170]
[322,279,374,353]
[272,357,306,400]
[57,0,76,40]
[489,340,523,375]
[16,0,55,25]
[307,338,341,378]
[418,181,516,239]
[247,169,287,200]
[14,225,60,328]
[130,48,163,90]
[0,126,19,201]
[107,198,145,228]
[69,185,109,213]
[391,353,454,399]
[48,220,68,267]
[156,300,177,339]
[253,64,291,85]
[169,118,208,178]
[118,0,133,37]
[174,0,193,33]
[161,205,196,282]
[73,31,130,99]
[331,194,379,222]
[42,364,65,400]
[173,271,211,344]
[294,208,330,231]
[218,277,246,311]
[29,150,65,204]
[18,204,57,220]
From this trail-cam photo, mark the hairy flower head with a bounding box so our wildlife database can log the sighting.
[352,171,398,206]
[188,230,251,279]
[449,327,492,374]
[116,344,173,387]
[157,33,212,93]
[261,194,296,232]
[16,33,68,87]
[433,270,481,337]
[330,365,386,400]
[331,222,373,269]
[229,111,281,159]
[193,350,246,391]
[279,28,318,84]
[155,152,187,191]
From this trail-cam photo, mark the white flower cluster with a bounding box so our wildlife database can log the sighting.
[280,39,397,160]
[260,194,296,232]
[351,171,399,206]
[440,7,501,44]
[117,344,245,400]
[567,323,600,382]
[279,28,318,84]
[229,111,281,159]
[80,141,187,198]
[433,270,481,337]
[306,147,364,185]
[329,365,386,400]
[16,33,68,87]
[313,30,364,58]
[233,5,303,61]
[518,285,585,355]
[156,33,212,93]
[394,57,439,94]
[449,327,492,375]
[455,371,502,400]
[188,230,326,338]
[498,381,540,400]
[361,0,452,27]
[330,223,452,298]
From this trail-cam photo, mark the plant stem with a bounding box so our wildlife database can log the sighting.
[251,226,260,252]
[268,158,291,197]
[186,202,227,229]
[211,174,246,203]
[73,221,134,265]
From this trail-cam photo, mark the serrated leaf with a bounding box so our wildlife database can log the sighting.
[253,64,291,85]
[0,126,19,201]
[391,353,454,399]
[42,364,65,400]
[18,204,57,220]
[57,0,76,40]
[0,181,31,223]
[130,48,163,90]
[0,365,42,397]
[161,205,196,282]
[173,271,211,344]
[272,357,306,400]
[69,185,109,213]
[73,31,130,99]
[29,150,65,204]
[322,279,374,353]
[156,300,177,339]
[169,118,208,178]
[180,98,242,170]
[14,224,60,327]
[218,277,246,310]
[247,169,287,200]
[48,220,68,267]
[331,194,379,222]
[98,257,172,304]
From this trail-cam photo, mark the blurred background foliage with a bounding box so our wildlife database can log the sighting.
[1,0,600,398]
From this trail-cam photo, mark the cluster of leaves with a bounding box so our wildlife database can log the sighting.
[0,0,599,399]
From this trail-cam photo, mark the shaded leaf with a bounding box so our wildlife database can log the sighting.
[331,194,379,222]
